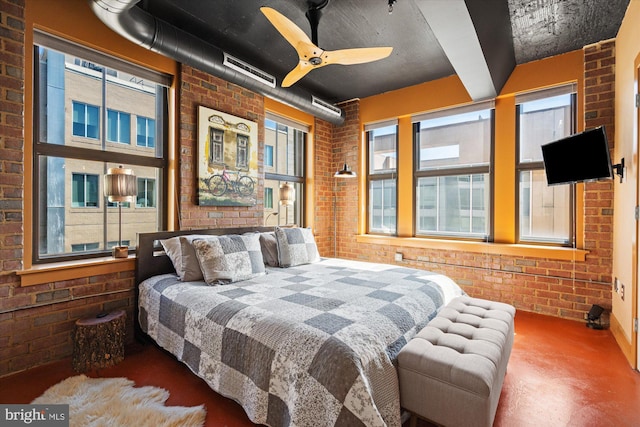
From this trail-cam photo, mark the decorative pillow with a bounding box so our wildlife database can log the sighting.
[160,234,210,281]
[191,234,265,284]
[275,227,320,267]
[259,232,280,267]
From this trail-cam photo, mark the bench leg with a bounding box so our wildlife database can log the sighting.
[409,413,417,427]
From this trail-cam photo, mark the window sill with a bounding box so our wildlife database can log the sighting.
[17,255,136,287]
[356,234,588,261]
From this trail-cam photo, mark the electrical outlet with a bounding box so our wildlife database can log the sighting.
[394,253,403,262]
[620,283,625,301]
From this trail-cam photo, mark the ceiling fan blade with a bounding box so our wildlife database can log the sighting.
[282,61,315,87]
[260,7,314,53]
[323,47,393,65]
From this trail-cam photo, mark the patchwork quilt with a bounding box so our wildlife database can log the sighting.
[139,258,463,427]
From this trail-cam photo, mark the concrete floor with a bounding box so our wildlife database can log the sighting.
[1,310,639,426]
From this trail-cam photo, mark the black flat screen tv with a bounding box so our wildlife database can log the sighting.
[541,126,613,185]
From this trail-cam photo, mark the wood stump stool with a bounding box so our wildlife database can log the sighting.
[72,310,126,372]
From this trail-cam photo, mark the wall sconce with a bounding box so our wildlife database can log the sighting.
[612,157,624,183]
[104,165,137,258]
[334,163,357,178]
[333,163,357,257]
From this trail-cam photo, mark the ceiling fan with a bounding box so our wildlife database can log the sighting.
[260,2,393,87]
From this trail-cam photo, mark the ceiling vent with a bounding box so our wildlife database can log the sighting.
[311,96,342,118]
[223,53,276,88]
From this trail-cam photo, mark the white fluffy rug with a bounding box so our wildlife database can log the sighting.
[31,375,206,427]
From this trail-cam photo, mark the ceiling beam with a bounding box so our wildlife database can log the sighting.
[416,0,515,101]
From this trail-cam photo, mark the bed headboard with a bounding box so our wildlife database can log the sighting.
[135,227,273,285]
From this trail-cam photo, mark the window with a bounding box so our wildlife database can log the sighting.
[264,187,273,209]
[107,109,131,144]
[72,101,99,138]
[236,134,248,169]
[71,173,99,207]
[209,128,224,164]
[265,145,274,167]
[366,122,397,234]
[413,103,493,239]
[263,114,307,226]
[136,116,155,148]
[71,242,99,252]
[33,31,170,262]
[137,178,156,208]
[516,85,575,244]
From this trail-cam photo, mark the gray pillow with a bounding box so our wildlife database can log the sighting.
[259,232,280,267]
[275,227,320,267]
[160,234,210,281]
[192,234,265,284]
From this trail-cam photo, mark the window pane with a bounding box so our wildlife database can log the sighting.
[72,102,84,137]
[417,109,491,170]
[264,120,305,177]
[368,179,396,234]
[120,112,130,144]
[264,187,273,209]
[519,170,571,243]
[416,174,489,237]
[86,105,99,139]
[71,173,84,207]
[369,125,397,174]
[107,110,117,141]
[263,179,301,226]
[519,94,572,163]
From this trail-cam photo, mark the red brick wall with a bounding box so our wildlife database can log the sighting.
[178,65,265,229]
[313,117,334,255]
[0,0,134,378]
[330,51,615,322]
[333,101,361,259]
[583,40,615,288]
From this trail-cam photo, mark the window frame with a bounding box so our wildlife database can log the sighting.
[32,31,170,264]
[412,103,495,241]
[515,87,577,246]
[365,121,399,235]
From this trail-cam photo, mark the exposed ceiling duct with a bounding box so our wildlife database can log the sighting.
[88,0,345,125]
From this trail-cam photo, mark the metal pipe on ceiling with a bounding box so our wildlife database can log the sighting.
[88,0,345,125]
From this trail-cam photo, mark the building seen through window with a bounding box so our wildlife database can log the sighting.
[517,86,575,245]
[263,115,306,226]
[414,104,493,239]
[33,32,169,262]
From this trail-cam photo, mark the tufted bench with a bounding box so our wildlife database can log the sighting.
[398,296,515,427]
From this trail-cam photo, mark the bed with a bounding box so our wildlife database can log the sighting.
[135,227,464,427]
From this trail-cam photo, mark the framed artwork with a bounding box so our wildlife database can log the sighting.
[197,106,259,206]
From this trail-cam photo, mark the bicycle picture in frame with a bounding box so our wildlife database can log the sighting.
[197,106,259,206]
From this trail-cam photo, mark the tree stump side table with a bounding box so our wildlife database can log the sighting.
[72,310,126,373]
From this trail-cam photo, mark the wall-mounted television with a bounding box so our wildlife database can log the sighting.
[541,126,613,185]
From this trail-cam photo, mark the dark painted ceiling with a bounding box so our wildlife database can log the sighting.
[137,0,629,104]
